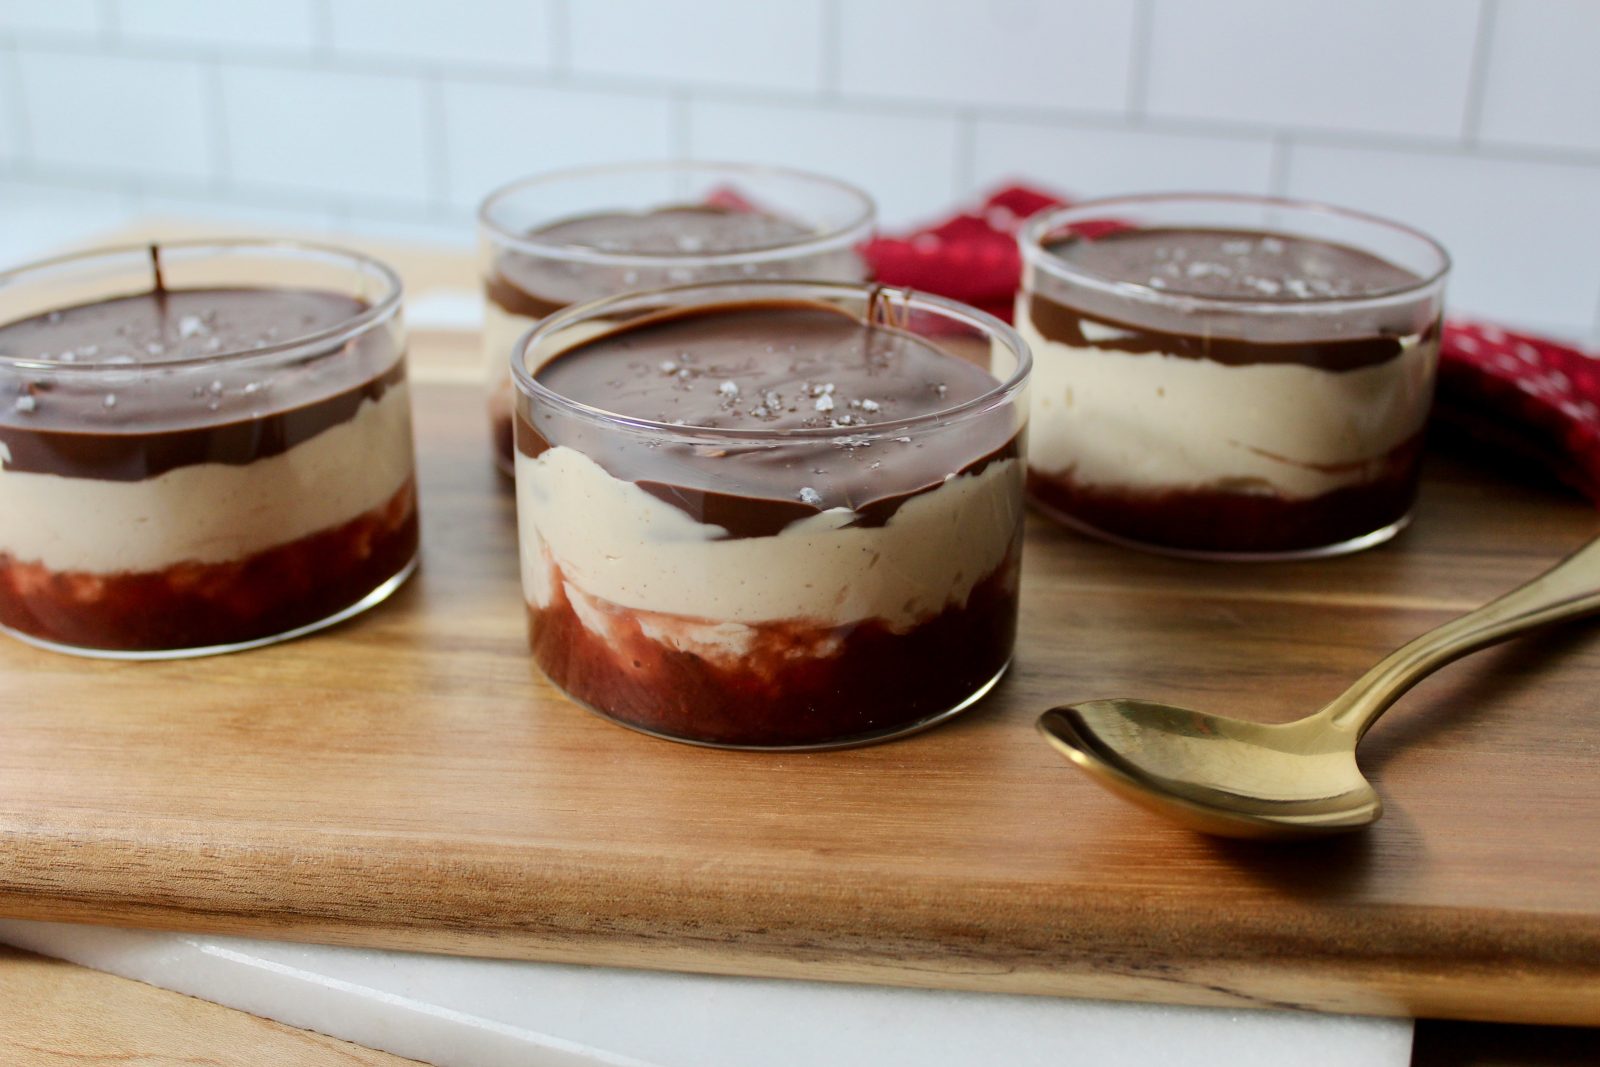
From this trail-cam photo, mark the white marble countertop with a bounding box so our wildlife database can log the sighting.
[0,919,1412,1067]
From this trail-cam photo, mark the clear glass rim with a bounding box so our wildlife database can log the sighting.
[478,160,878,269]
[1020,191,1452,311]
[511,280,1032,443]
[0,238,404,374]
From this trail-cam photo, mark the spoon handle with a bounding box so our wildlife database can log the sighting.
[1324,534,1600,736]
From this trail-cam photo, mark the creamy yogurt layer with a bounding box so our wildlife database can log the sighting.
[1019,313,1433,499]
[0,384,413,575]
[517,443,1021,662]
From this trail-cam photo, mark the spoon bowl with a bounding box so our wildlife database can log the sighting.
[1038,702,1379,840]
[1040,535,1600,840]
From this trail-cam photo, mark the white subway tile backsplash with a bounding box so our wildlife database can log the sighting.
[838,0,1135,114]
[688,100,959,225]
[0,0,101,36]
[116,0,318,53]
[1285,144,1600,332]
[970,120,1275,200]
[18,50,211,181]
[221,66,431,204]
[1478,0,1600,154]
[439,82,674,211]
[0,49,18,162]
[0,181,134,265]
[1146,0,1481,139]
[327,0,553,70]
[0,0,1597,344]
[132,191,342,235]
[569,0,823,92]
[338,212,476,249]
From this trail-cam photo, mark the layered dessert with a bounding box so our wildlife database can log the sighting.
[1018,222,1444,556]
[485,203,864,473]
[514,295,1026,747]
[0,283,418,655]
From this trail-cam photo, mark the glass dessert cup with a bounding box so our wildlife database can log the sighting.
[1017,193,1450,560]
[0,240,419,659]
[510,281,1031,750]
[480,161,875,475]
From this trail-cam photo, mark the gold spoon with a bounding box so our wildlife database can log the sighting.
[1038,536,1600,840]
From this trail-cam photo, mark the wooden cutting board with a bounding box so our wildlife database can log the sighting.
[2,252,1599,1026]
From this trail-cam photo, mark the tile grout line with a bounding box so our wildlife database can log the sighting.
[9,26,1600,171]
[1268,133,1292,196]
[310,0,335,59]
[1459,0,1499,147]
[423,73,450,211]
[6,162,435,227]
[204,56,231,196]
[818,0,841,99]
[0,34,9,180]
[1125,0,1154,120]
[95,0,119,43]
[3,35,31,163]
[546,0,570,80]
[670,89,692,162]
[953,113,976,198]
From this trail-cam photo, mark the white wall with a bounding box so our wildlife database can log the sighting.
[1,0,1598,342]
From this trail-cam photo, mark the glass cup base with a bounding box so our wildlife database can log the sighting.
[1031,499,1413,562]
[0,554,419,661]
[563,658,1012,752]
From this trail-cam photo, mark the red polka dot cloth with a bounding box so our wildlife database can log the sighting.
[860,185,1600,503]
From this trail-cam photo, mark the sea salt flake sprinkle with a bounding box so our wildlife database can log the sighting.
[814,394,835,412]
[797,487,823,506]
[718,380,739,397]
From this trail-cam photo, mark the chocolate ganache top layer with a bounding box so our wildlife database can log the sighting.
[1048,227,1421,302]
[0,286,402,481]
[0,286,369,365]
[1030,227,1433,371]
[518,299,1020,538]
[487,205,821,320]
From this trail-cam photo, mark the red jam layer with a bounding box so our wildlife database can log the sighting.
[528,553,1020,747]
[0,480,418,653]
[1027,437,1424,555]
